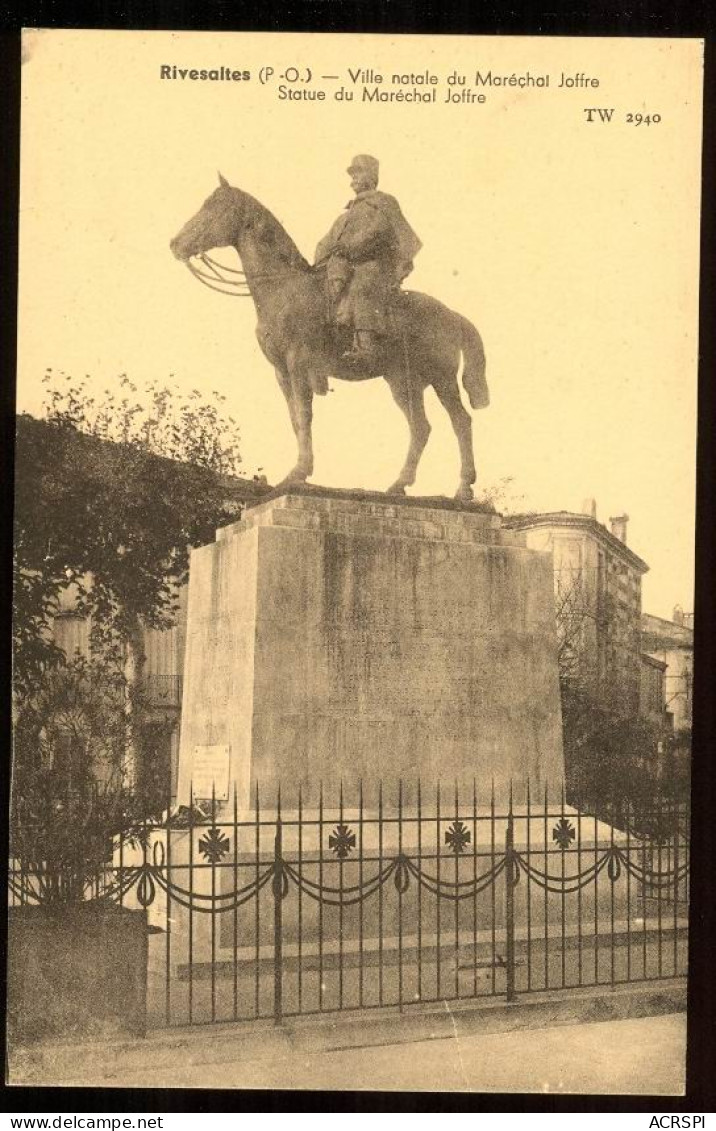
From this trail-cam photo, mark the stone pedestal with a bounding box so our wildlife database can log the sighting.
[177,489,564,807]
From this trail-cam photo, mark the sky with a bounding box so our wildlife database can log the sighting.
[16,30,703,619]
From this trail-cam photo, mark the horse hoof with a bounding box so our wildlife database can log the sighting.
[387,483,407,496]
[455,484,474,502]
[276,470,309,490]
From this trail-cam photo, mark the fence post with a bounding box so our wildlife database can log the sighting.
[272,816,284,1025]
[673,805,680,907]
[505,806,517,1003]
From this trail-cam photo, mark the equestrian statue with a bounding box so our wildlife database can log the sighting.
[170,157,489,500]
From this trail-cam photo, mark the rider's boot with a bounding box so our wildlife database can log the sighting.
[309,369,329,395]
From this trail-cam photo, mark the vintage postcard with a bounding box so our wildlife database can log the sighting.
[9,30,703,1095]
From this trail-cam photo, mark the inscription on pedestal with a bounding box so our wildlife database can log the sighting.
[192,744,231,801]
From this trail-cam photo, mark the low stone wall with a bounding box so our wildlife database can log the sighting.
[8,905,148,1044]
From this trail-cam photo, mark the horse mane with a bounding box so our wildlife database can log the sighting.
[239,190,311,272]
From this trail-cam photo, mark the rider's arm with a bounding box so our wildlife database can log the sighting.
[338,206,394,262]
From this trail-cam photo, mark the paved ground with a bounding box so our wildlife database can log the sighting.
[9,1006,686,1094]
[144,932,688,1028]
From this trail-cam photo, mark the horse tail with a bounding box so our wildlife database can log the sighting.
[457,314,489,410]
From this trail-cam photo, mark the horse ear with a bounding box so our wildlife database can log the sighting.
[218,171,229,188]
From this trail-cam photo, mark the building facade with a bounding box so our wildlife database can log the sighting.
[639,652,668,728]
[641,609,694,735]
[504,501,650,717]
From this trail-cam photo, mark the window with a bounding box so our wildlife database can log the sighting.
[53,613,89,659]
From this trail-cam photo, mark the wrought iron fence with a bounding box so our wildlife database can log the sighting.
[142,674,183,707]
[8,781,689,1029]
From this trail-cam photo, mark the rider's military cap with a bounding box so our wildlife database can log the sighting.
[347,154,379,178]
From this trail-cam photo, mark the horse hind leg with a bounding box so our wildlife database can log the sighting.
[385,377,431,495]
[432,371,476,501]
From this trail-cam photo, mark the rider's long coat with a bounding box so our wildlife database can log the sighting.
[315,190,422,333]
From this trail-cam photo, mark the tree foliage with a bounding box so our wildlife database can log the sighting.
[14,372,247,686]
[476,475,526,514]
[12,372,252,829]
[554,571,665,811]
[12,564,67,703]
[10,655,170,903]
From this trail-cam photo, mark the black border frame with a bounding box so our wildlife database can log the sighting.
[1,2,714,1113]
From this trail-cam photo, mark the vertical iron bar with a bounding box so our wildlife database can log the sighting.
[610,795,616,989]
[657,794,663,978]
[319,782,324,1012]
[358,779,364,1010]
[666,805,672,949]
[593,795,599,985]
[188,784,195,1025]
[686,805,690,907]
[673,800,679,976]
[454,780,460,1000]
[273,795,283,1025]
[666,807,672,923]
[26,842,33,905]
[338,780,344,1011]
[472,778,478,998]
[254,782,260,1018]
[626,796,631,985]
[118,815,125,909]
[165,780,172,1027]
[490,780,496,995]
[505,787,516,1004]
[436,781,442,999]
[16,836,23,907]
[560,783,566,989]
[378,780,384,1007]
[298,783,303,1016]
[398,779,404,1012]
[232,783,238,1020]
[642,839,648,979]
[544,783,549,990]
[141,800,148,915]
[576,796,583,987]
[101,782,108,901]
[526,779,532,993]
[210,782,217,1023]
[417,778,423,1003]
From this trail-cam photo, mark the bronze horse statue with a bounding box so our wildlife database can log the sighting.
[170,175,489,500]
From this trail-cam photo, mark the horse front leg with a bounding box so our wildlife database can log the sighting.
[291,385,314,481]
[385,375,431,495]
[275,364,314,486]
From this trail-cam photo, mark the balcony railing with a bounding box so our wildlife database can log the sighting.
[142,673,183,707]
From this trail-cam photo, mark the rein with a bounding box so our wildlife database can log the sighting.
[186,252,319,298]
[186,254,252,297]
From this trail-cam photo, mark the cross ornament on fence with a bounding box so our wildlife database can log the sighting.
[552,816,576,850]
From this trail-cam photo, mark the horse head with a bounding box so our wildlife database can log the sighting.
[171,175,310,281]
[170,173,245,261]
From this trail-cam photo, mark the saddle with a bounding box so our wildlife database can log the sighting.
[314,260,409,380]
[327,311,410,381]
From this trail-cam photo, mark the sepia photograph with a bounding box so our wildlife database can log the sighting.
[7,29,704,1096]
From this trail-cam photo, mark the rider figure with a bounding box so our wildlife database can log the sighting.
[315,155,422,369]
